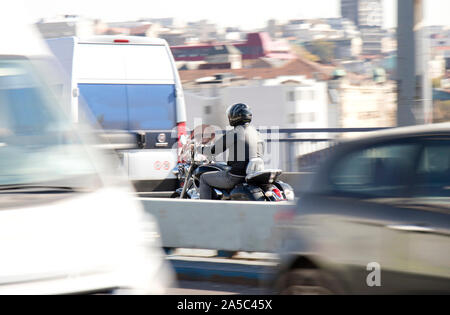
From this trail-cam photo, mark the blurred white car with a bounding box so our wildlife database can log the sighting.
[0,4,174,294]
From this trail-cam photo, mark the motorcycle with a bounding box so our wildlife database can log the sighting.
[171,141,295,202]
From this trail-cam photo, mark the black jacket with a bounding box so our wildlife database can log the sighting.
[202,124,264,176]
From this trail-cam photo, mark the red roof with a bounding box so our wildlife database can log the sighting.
[171,32,294,61]
[179,57,334,83]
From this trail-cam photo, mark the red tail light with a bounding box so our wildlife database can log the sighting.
[114,39,129,43]
[272,188,283,199]
[177,122,187,162]
[177,122,187,148]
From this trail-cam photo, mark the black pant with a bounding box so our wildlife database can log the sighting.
[199,171,244,199]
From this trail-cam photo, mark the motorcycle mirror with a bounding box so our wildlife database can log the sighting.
[190,124,216,145]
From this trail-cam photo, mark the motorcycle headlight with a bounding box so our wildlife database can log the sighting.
[284,189,295,201]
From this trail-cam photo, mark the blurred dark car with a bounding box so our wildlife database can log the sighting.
[274,123,450,294]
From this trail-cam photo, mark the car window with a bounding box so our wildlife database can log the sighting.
[330,142,421,197]
[415,140,450,197]
[0,58,99,187]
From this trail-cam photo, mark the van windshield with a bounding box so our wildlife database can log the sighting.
[79,83,177,130]
[0,58,98,187]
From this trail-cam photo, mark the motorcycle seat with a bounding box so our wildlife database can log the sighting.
[245,169,282,185]
[213,162,232,172]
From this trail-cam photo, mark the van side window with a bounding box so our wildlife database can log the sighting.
[329,143,421,197]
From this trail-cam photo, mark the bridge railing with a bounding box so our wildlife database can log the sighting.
[115,127,391,172]
[257,127,391,172]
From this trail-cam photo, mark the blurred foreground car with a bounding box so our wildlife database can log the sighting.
[0,6,173,294]
[274,124,450,294]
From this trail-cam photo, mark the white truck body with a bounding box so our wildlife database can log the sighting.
[47,36,187,192]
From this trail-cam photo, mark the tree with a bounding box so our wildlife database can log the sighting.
[291,44,320,63]
[432,77,443,89]
[433,100,450,123]
[305,40,335,64]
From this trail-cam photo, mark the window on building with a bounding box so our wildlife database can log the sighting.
[287,91,296,102]
[288,113,296,124]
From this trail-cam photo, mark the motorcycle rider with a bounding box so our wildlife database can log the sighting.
[198,103,264,199]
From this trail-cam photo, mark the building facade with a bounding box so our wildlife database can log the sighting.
[341,0,360,27]
[341,0,383,28]
[36,16,95,39]
[360,27,385,55]
[328,77,397,130]
[341,0,384,55]
[183,76,329,170]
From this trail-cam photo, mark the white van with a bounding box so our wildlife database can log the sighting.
[46,36,187,194]
[0,8,173,294]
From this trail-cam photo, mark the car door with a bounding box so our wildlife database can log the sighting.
[317,139,425,293]
[395,137,450,293]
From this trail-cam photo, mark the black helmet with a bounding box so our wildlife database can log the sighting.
[227,103,252,127]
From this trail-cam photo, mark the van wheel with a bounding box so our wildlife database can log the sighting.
[170,192,180,198]
[163,247,175,255]
[277,269,342,295]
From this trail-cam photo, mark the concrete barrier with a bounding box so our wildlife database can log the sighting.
[140,198,294,253]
